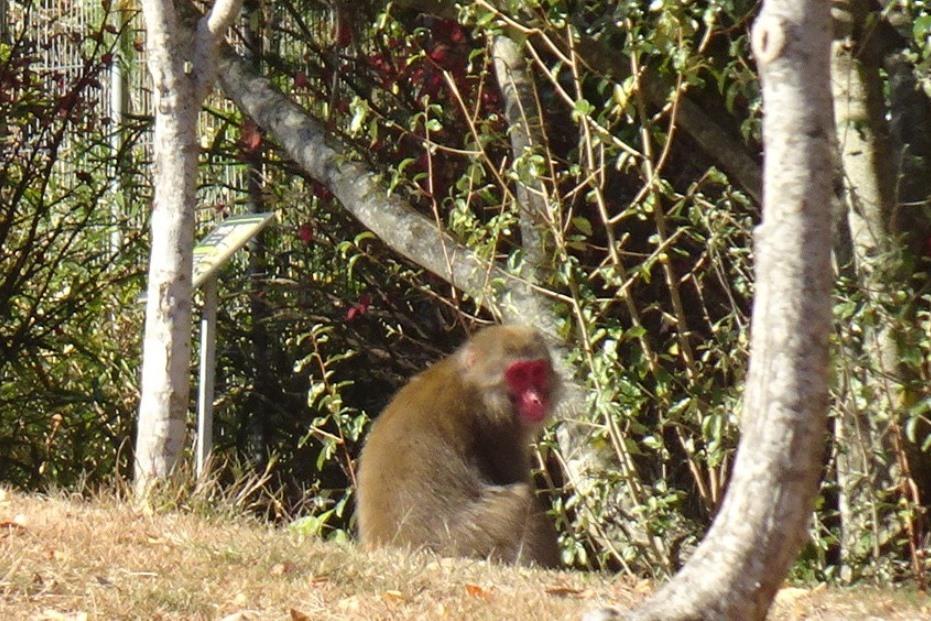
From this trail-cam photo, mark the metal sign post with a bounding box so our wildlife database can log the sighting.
[195,276,218,476]
[186,212,277,477]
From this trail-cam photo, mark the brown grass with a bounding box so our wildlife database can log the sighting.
[1,487,926,620]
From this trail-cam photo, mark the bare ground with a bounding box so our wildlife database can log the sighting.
[1,488,926,620]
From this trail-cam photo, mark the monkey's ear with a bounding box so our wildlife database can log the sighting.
[460,345,479,369]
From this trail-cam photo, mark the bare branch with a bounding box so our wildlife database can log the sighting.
[190,0,244,98]
[205,0,245,39]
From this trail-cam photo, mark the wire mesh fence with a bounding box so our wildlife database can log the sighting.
[6,0,271,238]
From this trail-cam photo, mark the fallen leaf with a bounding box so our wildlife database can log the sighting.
[546,585,594,599]
[308,574,330,587]
[94,575,115,587]
[289,609,311,621]
[465,583,492,600]
[270,562,295,576]
[383,589,405,603]
[0,519,26,536]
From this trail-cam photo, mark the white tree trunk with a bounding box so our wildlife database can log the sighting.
[134,0,244,497]
[588,1,835,619]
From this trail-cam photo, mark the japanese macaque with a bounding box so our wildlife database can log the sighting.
[356,324,561,567]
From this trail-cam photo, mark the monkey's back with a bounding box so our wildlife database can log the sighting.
[356,358,489,551]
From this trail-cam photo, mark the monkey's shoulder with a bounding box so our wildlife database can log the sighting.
[370,360,477,442]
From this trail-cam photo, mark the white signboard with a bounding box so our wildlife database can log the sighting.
[138,211,278,477]
[192,211,276,476]
[192,212,277,288]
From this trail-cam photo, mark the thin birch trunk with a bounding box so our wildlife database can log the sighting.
[135,0,244,497]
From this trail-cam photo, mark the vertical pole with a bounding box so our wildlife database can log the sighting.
[196,276,218,477]
[108,5,129,255]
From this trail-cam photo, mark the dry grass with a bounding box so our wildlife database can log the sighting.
[1,487,926,620]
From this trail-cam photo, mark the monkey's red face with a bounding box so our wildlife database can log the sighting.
[504,359,552,424]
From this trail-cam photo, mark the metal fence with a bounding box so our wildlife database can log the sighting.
[6,0,255,235]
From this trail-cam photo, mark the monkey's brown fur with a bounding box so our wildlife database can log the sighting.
[356,325,560,567]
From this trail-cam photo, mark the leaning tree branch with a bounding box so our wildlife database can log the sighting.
[216,43,560,332]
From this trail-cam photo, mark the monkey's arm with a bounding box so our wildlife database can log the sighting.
[444,481,559,567]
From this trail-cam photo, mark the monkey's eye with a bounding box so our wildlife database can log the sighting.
[505,359,549,392]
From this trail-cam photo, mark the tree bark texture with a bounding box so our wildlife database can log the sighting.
[135,0,243,496]
[135,0,200,494]
[593,2,835,619]
[490,35,554,277]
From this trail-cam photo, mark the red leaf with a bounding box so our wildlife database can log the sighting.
[449,23,466,43]
[428,44,450,65]
[240,120,262,152]
[334,21,352,48]
[358,293,372,309]
[298,223,314,245]
[311,181,333,201]
[293,71,309,90]
[345,294,372,322]
[465,583,492,600]
[434,19,466,44]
